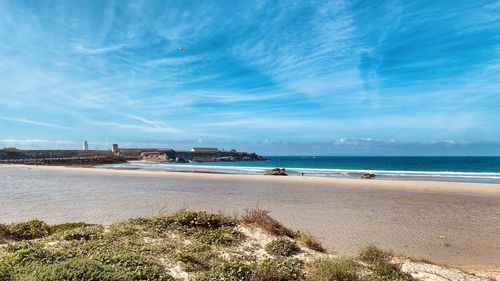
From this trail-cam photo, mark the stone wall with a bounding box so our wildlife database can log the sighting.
[0,157,125,166]
[0,150,113,160]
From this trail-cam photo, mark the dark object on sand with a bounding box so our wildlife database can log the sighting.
[362,173,376,179]
[265,168,287,176]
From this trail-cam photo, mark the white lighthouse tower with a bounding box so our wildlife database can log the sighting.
[83,141,89,151]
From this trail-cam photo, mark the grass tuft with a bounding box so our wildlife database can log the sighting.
[307,257,361,281]
[358,245,413,280]
[241,209,295,238]
[357,245,393,264]
[295,231,326,253]
[265,238,301,257]
[369,260,414,281]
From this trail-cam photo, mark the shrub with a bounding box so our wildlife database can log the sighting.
[128,216,175,232]
[194,261,252,281]
[181,226,244,246]
[295,231,326,253]
[7,219,50,240]
[173,243,218,272]
[241,209,295,238]
[50,222,94,234]
[27,259,122,281]
[0,265,11,281]
[307,257,361,281]
[253,258,304,281]
[3,241,61,265]
[0,224,9,244]
[265,238,301,257]
[369,261,413,281]
[62,226,103,241]
[96,246,170,280]
[358,245,393,264]
[172,210,237,229]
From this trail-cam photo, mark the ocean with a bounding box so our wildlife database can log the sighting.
[106,156,500,184]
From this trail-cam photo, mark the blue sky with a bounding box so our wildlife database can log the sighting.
[0,0,499,155]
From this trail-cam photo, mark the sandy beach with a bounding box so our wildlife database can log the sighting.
[1,165,499,275]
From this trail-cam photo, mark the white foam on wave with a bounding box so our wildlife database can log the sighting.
[116,162,500,180]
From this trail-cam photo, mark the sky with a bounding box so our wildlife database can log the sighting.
[0,0,499,156]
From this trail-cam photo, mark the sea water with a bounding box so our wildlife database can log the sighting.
[106,156,500,183]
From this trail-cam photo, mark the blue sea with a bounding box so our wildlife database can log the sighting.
[108,156,500,184]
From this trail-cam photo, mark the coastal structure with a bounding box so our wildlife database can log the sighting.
[191,147,219,152]
[0,144,264,164]
[83,141,88,151]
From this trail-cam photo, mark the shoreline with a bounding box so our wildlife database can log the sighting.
[5,164,500,197]
[1,164,499,276]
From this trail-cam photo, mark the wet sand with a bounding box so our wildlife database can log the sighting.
[1,165,499,273]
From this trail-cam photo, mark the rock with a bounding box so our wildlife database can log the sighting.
[361,172,376,179]
[175,157,188,163]
[265,168,287,176]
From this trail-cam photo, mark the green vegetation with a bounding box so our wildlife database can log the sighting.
[0,209,417,281]
[357,245,393,264]
[265,238,301,257]
[194,261,252,281]
[369,261,413,281]
[0,220,95,242]
[357,245,413,281]
[295,231,326,253]
[306,257,361,281]
[50,222,95,234]
[241,209,295,238]
[5,219,51,240]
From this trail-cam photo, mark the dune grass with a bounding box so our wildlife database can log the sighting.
[357,245,414,281]
[295,231,327,253]
[306,257,361,281]
[240,209,295,238]
[0,209,419,281]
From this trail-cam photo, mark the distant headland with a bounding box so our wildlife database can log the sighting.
[0,143,265,166]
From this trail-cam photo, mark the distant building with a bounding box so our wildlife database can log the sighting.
[191,147,219,152]
[111,144,119,153]
[83,141,88,151]
[141,151,160,157]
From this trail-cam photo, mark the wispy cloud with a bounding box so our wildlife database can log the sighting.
[73,43,130,55]
[0,0,498,155]
[0,116,75,130]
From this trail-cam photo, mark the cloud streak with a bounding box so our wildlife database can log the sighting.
[0,0,498,154]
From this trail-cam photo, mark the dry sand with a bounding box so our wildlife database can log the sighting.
[1,165,499,276]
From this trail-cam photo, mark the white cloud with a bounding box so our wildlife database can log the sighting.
[0,116,75,130]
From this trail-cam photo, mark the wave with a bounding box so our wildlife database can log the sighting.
[108,162,500,182]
